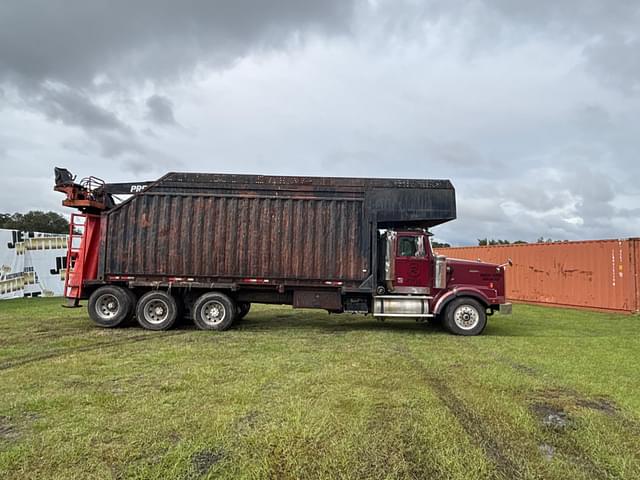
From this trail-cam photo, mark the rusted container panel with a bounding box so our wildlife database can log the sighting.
[149,172,457,229]
[436,239,640,313]
[105,194,366,281]
[100,172,456,286]
[100,173,456,288]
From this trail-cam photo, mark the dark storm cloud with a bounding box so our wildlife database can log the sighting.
[0,0,354,88]
[0,0,355,161]
[20,83,142,157]
[30,85,130,134]
[486,0,640,94]
[374,0,640,94]
[146,95,177,126]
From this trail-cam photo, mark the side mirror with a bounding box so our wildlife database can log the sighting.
[497,258,513,269]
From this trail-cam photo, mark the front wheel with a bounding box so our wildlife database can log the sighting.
[88,286,134,327]
[443,297,487,336]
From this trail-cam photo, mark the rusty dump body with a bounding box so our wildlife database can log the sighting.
[57,168,510,335]
[101,172,456,294]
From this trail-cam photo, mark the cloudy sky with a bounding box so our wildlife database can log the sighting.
[1,0,639,245]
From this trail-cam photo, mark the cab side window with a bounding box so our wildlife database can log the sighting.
[398,237,417,257]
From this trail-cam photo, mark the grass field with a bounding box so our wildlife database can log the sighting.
[0,298,639,479]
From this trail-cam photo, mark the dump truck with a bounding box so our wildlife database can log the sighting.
[54,168,511,335]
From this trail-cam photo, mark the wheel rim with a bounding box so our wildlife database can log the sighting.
[201,300,226,326]
[96,294,120,320]
[453,304,480,330]
[143,298,170,325]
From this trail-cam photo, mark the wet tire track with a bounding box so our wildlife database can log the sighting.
[406,342,631,479]
[0,332,189,371]
[394,344,520,480]
[0,328,102,347]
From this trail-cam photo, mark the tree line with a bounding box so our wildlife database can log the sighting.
[0,211,70,234]
[477,237,566,245]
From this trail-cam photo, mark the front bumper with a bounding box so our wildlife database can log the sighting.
[498,303,512,315]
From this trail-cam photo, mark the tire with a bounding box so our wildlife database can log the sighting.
[443,297,487,336]
[236,302,251,320]
[124,288,138,323]
[136,291,178,331]
[88,285,134,328]
[192,292,236,331]
[173,293,186,325]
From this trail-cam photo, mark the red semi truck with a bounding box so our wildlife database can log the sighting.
[54,168,511,336]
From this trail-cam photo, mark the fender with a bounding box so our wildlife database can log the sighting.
[432,287,492,315]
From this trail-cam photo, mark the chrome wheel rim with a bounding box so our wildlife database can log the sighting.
[201,300,226,326]
[453,304,480,330]
[96,294,120,320]
[144,299,170,325]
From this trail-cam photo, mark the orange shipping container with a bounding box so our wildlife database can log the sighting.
[436,239,640,313]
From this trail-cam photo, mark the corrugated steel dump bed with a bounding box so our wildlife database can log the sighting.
[100,172,456,286]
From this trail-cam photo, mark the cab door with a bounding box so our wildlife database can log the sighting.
[394,233,431,294]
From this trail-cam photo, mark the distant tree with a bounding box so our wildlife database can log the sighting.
[536,237,566,243]
[0,211,69,234]
[431,241,451,248]
[478,238,512,246]
[513,240,528,244]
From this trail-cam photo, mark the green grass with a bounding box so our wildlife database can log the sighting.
[0,298,639,479]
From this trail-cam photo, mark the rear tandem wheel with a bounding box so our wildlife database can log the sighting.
[87,285,134,328]
[192,292,237,331]
[236,302,251,320]
[135,290,179,331]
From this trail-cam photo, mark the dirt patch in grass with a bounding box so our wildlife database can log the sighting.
[190,448,225,476]
[0,416,19,442]
[575,397,617,415]
[531,403,571,431]
[529,388,621,477]
[511,362,538,375]
[531,388,619,417]
[234,410,260,436]
[538,443,555,461]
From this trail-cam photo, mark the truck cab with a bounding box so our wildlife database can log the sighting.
[374,229,511,335]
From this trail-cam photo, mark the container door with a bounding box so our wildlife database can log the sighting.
[394,234,430,294]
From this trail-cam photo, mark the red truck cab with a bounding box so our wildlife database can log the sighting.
[374,229,511,335]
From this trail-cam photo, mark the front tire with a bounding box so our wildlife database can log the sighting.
[444,297,487,336]
[192,292,236,331]
[88,285,134,328]
[136,291,178,331]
